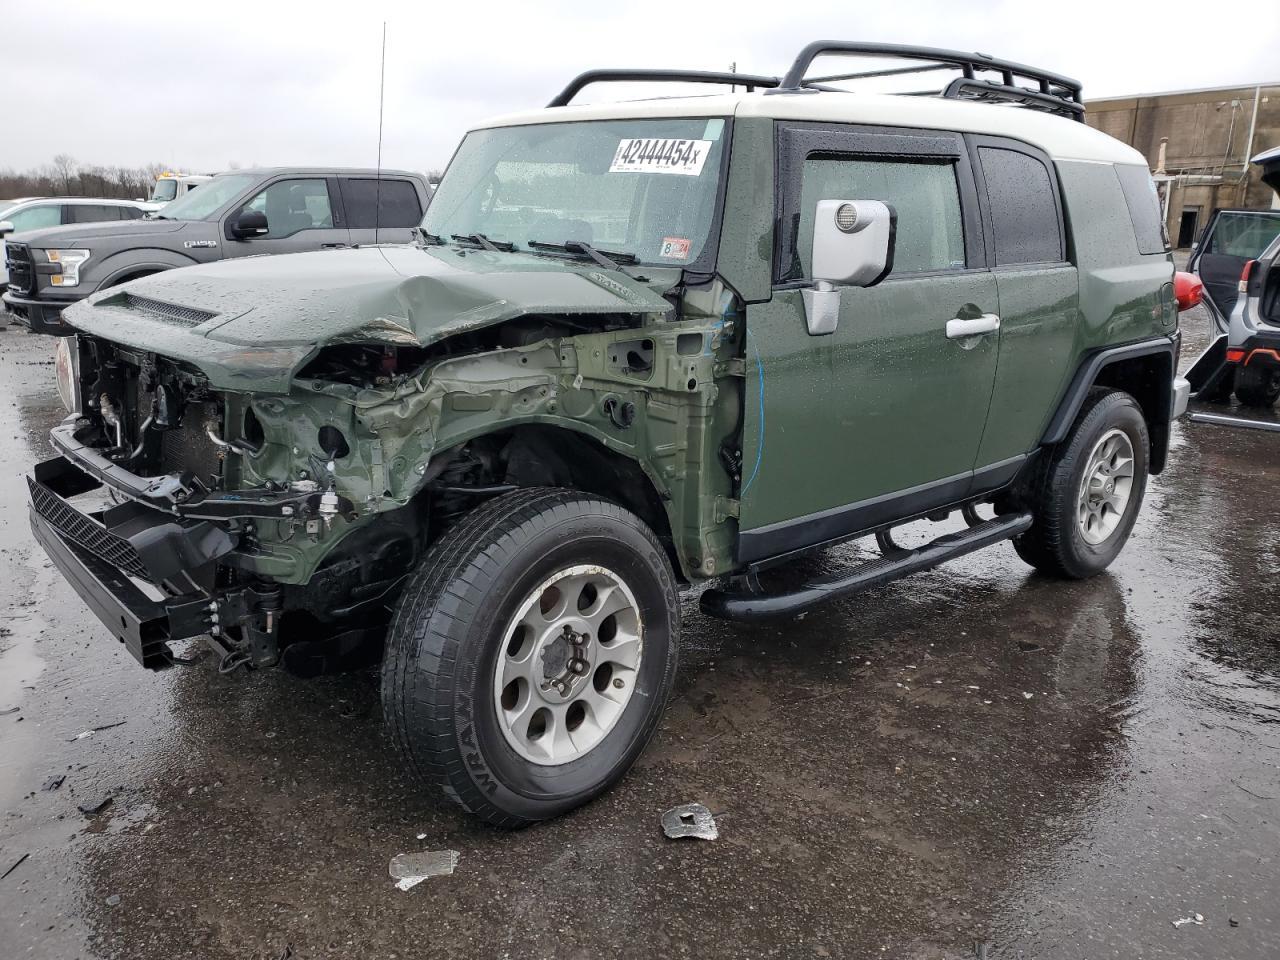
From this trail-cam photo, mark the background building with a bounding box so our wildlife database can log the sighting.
[1087,83,1280,247]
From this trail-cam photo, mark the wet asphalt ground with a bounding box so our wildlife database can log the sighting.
[0,301,1277,960]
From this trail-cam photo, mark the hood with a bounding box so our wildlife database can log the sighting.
[63,245,676,392]
[9,217,188,247]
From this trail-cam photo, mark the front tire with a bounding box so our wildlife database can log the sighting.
[1234,363,1280,408]
[1014,389,1149,579]
[381,488,679,827]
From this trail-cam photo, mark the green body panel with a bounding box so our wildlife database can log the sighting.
[739,272,999,530]
[1056,160,1172,352]
[976,265,1080,465]
[210,283,740,585]
[714,117,775,304]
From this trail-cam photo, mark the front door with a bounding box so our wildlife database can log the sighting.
[1188,208,1280,325]
[221,176,351,257]
[737,124,999,564]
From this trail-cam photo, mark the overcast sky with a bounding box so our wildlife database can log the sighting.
[3,0,1276,175]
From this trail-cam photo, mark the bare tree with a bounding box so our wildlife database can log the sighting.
[51,154,77,195]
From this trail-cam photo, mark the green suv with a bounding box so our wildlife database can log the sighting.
[28,43,1192,826]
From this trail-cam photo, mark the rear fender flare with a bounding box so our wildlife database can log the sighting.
[1041,338,1176,473]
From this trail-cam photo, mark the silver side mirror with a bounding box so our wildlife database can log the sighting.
[802,199,897,336]
[0,220,14,238]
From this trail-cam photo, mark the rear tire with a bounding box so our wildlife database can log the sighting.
[1014,389,1149,579]
[381,487,679,827]
[1235,363,1280,408]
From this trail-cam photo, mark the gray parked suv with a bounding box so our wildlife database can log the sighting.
[3,167,431,334]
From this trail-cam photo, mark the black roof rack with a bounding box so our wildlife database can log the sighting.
[548,43,1084,121]
[549,70,781,108]
[774,42,1085,120]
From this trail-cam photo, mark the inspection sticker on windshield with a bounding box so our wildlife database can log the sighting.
[659,237,691,259]
[610,138,712,176]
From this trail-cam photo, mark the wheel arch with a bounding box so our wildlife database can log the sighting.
[1041,339,1176,474]
[415,423,684,579]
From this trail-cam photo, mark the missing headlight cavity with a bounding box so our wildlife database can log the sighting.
[676,333,703,356]
[318,425,350,460]
[608,339,654,379]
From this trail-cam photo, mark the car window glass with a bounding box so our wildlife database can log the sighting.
[157,174,256,221]
[1114,164,1168,255]
[978,147,1063,265]
[1205,212,1280,258]
[7,204,63,231]
[797,157,965,275]
[240,179,334,238]
[152,179,178,202]
[67,204,123,224]
[340,178,423,229]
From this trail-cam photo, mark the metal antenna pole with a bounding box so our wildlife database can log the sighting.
[375,21,386,245]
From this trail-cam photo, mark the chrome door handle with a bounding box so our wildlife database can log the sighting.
[946,313,1001,339]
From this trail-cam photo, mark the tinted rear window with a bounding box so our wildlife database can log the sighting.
[978,147,1063,265]
[340,178,422,229]
[1115,164,1168,255]
[67,204,124,224]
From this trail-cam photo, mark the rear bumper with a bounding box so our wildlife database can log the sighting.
[1171,375,1191,420]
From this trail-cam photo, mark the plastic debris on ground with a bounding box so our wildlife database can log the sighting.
[1172,913,1205,928]
[42,774,66,791]
[389,850,458,890]
[661,802,719,840]
[77,796,113,817]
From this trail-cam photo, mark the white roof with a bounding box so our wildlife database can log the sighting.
[476,91,1144,165]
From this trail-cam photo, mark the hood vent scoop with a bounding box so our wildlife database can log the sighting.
[121,292,217,327]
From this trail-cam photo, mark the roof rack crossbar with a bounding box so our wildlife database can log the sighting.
[549,69,780,108]
[806,63,953,84]
[775,41,1085,121]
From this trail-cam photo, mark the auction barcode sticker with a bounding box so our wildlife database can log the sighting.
[609,138,712,176]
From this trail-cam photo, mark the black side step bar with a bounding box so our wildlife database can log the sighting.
[701,512,1033,622]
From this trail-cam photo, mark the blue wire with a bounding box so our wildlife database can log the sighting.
[740,327,765,496]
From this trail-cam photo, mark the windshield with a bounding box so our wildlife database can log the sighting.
[1205,211,1280,258]
[151,179,178,202]
[423,117,729,266]
[155,174,255,221]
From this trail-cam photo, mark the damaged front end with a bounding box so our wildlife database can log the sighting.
[29,248,743,674]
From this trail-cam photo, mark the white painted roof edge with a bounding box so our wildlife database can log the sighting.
[474,92,1146,165]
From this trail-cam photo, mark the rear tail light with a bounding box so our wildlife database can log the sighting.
[1173,271,1203,312]
[1239,259,1257,293]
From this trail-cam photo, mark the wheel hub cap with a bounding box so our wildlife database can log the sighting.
[1077,428,1136,546]
[494,564,644,766]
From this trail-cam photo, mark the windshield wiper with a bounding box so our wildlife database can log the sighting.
[450,232,514,252]
[418,229,446,245]
[528,239,637,271]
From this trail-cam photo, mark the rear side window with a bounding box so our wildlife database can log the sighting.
[978,147,1063,265]
[66,204,124,224]
[1115,164,1168,255]
[797,157,965,275]
[339,178,423,229]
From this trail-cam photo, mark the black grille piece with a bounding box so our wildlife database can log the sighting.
[120,293,217,327]
[27,477,150,581]
[4,242,34,295]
